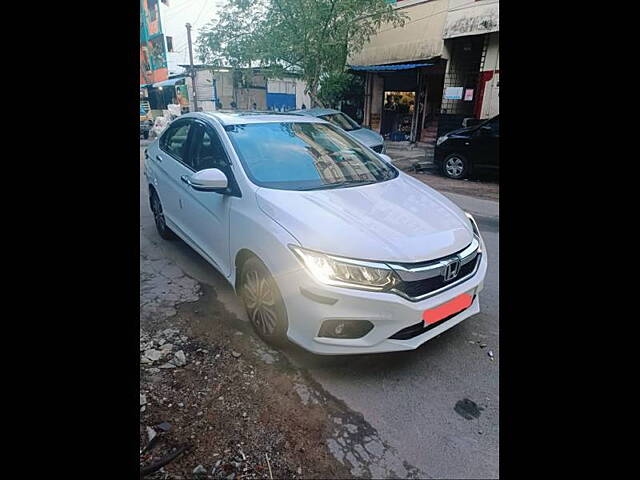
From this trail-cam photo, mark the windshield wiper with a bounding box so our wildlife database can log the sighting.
[298,180,377,191]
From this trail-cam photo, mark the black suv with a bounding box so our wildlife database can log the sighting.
[434,115,499,179]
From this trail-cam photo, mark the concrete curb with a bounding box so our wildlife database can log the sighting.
[442,192,499,219]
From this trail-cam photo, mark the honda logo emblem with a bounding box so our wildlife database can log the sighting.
[443,257,461,281]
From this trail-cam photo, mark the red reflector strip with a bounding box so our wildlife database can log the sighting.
[422,293,473,325]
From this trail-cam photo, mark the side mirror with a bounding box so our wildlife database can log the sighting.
[378,153,393,163]
[182,168,228,192]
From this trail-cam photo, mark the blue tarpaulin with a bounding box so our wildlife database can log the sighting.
[347,63,433,72]
[151,77,186,88]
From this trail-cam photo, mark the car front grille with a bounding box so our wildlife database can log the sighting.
[371,144,384,153]
[398,255,479,298]
[388,239,481,301]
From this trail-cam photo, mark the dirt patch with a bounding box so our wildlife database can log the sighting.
[140,284,354,479]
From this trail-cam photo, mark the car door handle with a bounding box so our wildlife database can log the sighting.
[180,175,190,185]
[155,155,163,162]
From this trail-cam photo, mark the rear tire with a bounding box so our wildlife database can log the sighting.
[442,153,470,179]
[149,189,175,240]
[239,257,288,344]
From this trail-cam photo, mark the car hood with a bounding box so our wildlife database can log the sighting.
[256,173,474,263]
[445,126,475,138]
[348,127,384,147]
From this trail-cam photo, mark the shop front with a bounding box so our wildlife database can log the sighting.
[351,59,446,143]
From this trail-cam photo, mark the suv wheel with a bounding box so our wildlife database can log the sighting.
[150,190,175,240]
[239,257,288,343]
[442,153,470,179]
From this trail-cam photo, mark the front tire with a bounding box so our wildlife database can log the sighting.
[239,257,288,343]
[149,190,175,240]
[442,153,470,179]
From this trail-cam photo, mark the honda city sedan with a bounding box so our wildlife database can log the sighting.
[144,111,487,355]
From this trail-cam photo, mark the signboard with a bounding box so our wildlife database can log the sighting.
[464,89,474,101]
[175,85,189,107]
[444,87,464,100]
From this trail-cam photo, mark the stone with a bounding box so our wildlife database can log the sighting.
[192,464,207,475]
[159,362,176,369]
[140,394,147,406]
[156,422,172,432]
[231,351,241,358]
[173,350,187,367]
[144,349,163,362]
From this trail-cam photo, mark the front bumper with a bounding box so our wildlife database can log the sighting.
[275,243,488,355]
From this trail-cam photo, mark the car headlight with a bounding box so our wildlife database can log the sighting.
[436,135,448,146]
[464,212,480,236]
[290,245,399,291]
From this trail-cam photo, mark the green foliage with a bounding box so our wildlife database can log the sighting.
[196,0,406,106]
[318,72,364,109]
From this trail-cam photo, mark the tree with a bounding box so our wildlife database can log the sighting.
[318,71,364,109]
[196,0,406,107]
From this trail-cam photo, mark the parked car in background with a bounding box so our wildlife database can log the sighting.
[292,108,386,154]
[434,115,499,179]
[144,111,487,355]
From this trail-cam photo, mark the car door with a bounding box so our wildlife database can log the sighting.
[472,116,499,168]
[178,120,235,276]
[151,119,196,235]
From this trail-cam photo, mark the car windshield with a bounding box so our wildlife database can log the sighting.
[225,122,398,191]
[318,112,361,132]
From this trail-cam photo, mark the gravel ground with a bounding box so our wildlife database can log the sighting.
[140,236,356,479]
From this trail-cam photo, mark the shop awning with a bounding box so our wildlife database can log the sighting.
[347,63,433,72]
[151,77,187,88]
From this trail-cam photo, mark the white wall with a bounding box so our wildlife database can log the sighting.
[443,0,499,39]
[348,0,448,66]
[480,33,499,118]
[482,32,499,72]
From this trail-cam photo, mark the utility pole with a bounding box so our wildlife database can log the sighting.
[186,22,198,112]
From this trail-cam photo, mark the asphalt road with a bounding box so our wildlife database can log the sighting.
[140,144,499,478]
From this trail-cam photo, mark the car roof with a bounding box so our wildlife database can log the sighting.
[290,107,340,117]
[180,110,326,126]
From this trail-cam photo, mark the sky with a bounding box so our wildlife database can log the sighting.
[160,0,224,73]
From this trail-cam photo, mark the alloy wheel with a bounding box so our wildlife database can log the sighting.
[445,156,465,178]
[151,194,167,235]
[242,269,278,336]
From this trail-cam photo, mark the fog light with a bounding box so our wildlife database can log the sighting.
[318,320,374,339]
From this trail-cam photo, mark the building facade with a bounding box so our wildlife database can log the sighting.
[177,66,310,113]
[348,0,499,143]
[140,0,169,86]
[438,0,499,135]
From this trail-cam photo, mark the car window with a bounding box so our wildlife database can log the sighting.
[319,113,360,132]
[192,127,229,171]
[225,121,398,191]
[160,122,192,161]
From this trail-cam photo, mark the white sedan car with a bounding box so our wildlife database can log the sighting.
[144,112,487,355]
